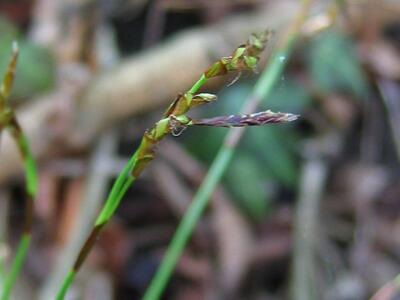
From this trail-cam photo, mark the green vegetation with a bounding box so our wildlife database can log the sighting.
[55,31,297,300]
[0,43,38,300]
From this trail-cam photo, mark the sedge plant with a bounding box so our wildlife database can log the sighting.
[143,1,313,299]
[55,31,298,299]
[0,43,38,300]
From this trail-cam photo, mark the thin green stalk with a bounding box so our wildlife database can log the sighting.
[17,133,38,197]
[94,152,138,226]
[142,2,312,299]
[143,148,233,300]
[56,271,75,300]
[0,43,38,300]
[187,74,206,95]
[55,31,277,299]
[1,235,31,300]
[1,119,38,300]
[142,49,292,300]
[56,175,135,300]
[56,155,136,300]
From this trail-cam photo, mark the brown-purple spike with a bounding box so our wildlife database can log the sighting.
[191,110,298,128]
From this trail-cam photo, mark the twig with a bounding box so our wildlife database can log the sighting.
[377,79,400,160]
[152,161,193,216]
[143,0,166,48]
[291,156,327,300]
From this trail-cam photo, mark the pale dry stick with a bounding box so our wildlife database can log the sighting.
[374,82,400,289]
[142,1,312,299]
[291,157,327,300]
[377,79,400,160]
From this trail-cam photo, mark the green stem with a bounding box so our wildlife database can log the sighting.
[0,44,38,300]
[55,270,75,300]
[55,156,137,300]
[142,148,233,300]
[95,152,137,226]
[19,133,38,197]
[187,74,207,95]
[0,234,31,300]
[142,3,310,299]
[1,122,38,300]
[253,38,295,99]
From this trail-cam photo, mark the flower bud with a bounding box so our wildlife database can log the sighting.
[203,30,271,79]
[191,93,217,107]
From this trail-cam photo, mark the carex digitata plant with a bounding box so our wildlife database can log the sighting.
[0,43,38,300]
[56,31,298,300]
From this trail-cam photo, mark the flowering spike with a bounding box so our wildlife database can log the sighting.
[191,110,298,128]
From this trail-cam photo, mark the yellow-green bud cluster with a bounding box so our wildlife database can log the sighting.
[204,31,271,78]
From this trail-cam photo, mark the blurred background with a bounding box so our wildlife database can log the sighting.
[0,0,399,299]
